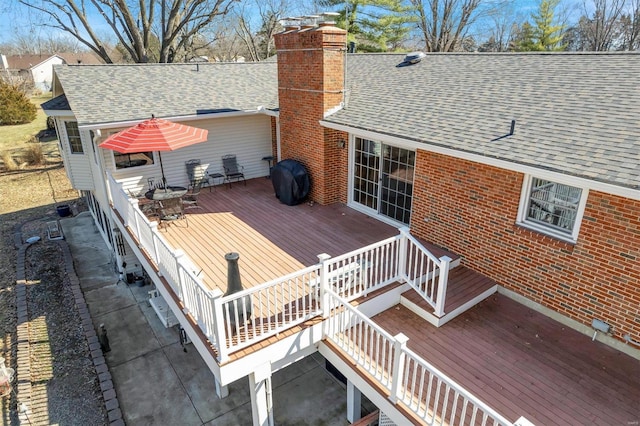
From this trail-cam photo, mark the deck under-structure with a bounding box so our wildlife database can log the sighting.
[370,293,640,425]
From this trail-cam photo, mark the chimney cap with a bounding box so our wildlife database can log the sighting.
[319,11,340,25]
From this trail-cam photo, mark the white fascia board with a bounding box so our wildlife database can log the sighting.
[320,120,640,201]
[43,110,74,118]
[218,322,325,385]
[79,109,275,131]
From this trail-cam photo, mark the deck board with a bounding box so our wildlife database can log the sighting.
[371,294,640,425]
[401,266,497,314]
[159,178,409,292]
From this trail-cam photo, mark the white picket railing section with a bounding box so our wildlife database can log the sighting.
[214,265,322,361]
[107,174,222,348]
[399,228,452,317]
[323,289,514,426]
[107,174,449,349]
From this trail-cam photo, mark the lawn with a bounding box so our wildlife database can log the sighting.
[0,93,62,167]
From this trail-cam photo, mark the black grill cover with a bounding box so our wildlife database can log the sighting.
[271,159,310,206]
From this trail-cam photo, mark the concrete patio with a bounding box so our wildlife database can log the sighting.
[61,212,375,425]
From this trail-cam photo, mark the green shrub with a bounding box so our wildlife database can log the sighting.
[0,80,37,125]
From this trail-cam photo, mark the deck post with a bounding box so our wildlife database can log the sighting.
[398,227,410,282]
[249,362,274,426]
[347,379,362,423]
[215,376,229,399]
[213,295,228,362]
[149,222,160,263]
[389,333,409,404]
[434,256,452,317]
[318,253,332,319]
[173,249,186,300]
[127,198,138,228]
[176,262,188,302]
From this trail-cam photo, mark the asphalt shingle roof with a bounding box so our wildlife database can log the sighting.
[41,94,70,111]
[51,62,278,126]
[327,52,640,190]
[49,52,640,190]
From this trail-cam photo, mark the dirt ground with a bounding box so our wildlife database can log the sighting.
[0,141,107,424]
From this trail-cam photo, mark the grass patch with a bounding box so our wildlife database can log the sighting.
[0,94,60,170]
[0,94,52,150]
[1,151,18,171]
[24,138,45,165]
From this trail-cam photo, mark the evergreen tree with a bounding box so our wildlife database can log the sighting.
[319,0,414,52]
[516,0,565,51]
[0,80,37,126]
[513,22,538,51]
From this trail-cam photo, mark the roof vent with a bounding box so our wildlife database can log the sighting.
[397,51,426,68]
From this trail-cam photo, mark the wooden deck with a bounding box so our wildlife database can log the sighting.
[371,294,640,425]
[159,178,453,292]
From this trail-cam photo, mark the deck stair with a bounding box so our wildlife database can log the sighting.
[401,265,498,327]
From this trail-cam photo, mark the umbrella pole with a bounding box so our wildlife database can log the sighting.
[158,151,167,187]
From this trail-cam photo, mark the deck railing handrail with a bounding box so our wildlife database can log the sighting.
[215,264,322,361]
[323,288,515,426]
[106,174,221,347]
[399,227,451,316]
[106,174,451,355]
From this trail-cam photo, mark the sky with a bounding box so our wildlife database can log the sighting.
[0,0,584,47]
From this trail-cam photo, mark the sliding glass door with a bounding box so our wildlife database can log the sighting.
[352,137,415,224]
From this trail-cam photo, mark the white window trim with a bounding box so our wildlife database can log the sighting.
[346,134,415,228]
[103,130,157,173]
[64,121,84,154]
[516,174,589,244]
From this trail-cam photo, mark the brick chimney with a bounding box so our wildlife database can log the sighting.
[275,21,348,205]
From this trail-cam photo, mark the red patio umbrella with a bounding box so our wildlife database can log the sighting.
[99,115,209,185]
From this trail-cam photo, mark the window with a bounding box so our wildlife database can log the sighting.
[352,137,414,225]
[114,151,154,169]
[520,176,585,241]
[65,121,83,154]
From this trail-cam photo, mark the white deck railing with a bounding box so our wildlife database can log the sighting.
[107,175,451,359]
[107,174,221,347]
[323,289,515,426]
[106,174,523,423]
[214,265,322,361]
[399,228,452,317]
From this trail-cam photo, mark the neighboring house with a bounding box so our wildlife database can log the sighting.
[42,20,640,426]
[1,52,102,91]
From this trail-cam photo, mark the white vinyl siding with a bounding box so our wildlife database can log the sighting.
[56,118,95,191]
[103,115,273,195]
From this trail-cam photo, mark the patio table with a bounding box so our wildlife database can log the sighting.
[145,186,188,201]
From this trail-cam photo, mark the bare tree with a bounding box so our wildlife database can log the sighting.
[620,0,640,49]
[235,0,288,62]
[16,0,236,63]
[409,0,485,51]
[577,0,627,50]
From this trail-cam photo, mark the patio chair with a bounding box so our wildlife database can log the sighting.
[182,182,204,211]
[185,159,208,187]
[147,177,165,190]
[222,154,246,188]
[157,197,187,228]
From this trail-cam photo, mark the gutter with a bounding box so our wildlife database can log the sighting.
[319,119,640,201]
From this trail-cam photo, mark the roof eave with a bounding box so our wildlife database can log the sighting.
[320,119,640,201]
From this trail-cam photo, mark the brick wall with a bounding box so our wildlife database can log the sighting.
[412,150,640,341]
[275,25,347,204]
